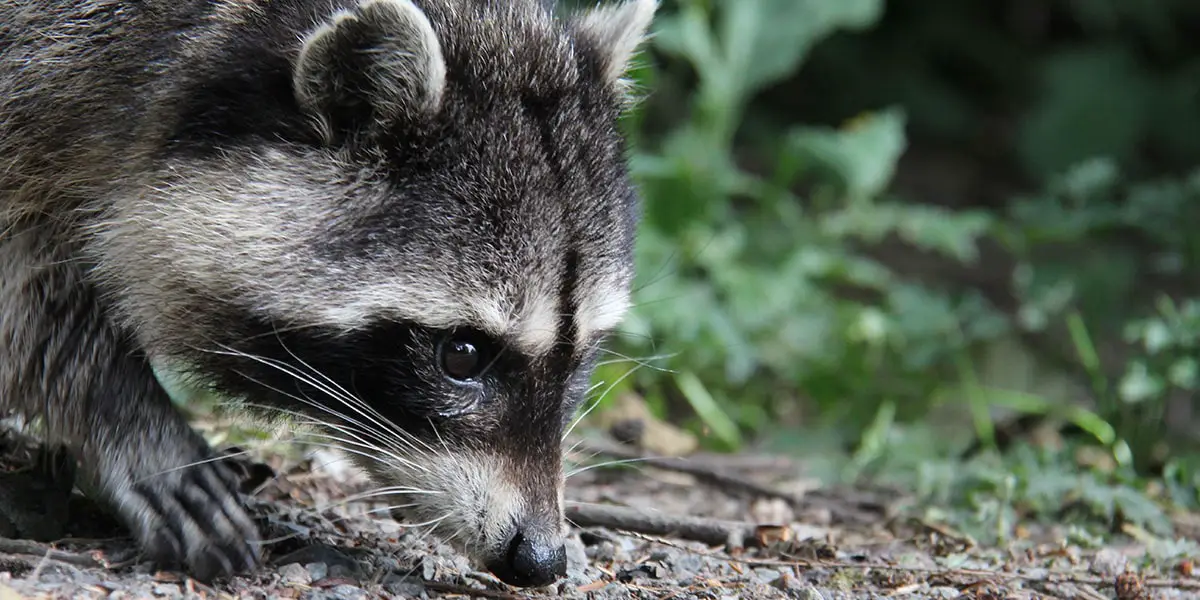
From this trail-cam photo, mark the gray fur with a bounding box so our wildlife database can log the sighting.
[295,0,448,140]
[1,0,656,587]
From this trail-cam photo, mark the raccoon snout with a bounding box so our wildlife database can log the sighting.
[486,529,567,588]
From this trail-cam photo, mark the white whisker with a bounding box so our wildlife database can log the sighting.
[195,343,430,459]
[566,456,652,478]
[133,447,254,484]
[230,377,427,474]
[563,360,647,441]
[596,348,679,373]
[267,330,437,456]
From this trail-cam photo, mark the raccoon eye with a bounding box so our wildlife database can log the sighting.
[438,330,492,382]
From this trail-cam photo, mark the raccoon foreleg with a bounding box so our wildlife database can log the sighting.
[0,226,261,582]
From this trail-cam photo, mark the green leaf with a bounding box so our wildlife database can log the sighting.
[848,399,896,478]
[973,386,1117,447]
[956,354,995,451]
[820,201,992,263]
[720,0,884,97]
[788,108,908,202]
[1052,157,1121,201]
[652,3,723,81]
[675,370,741,449]
[654,0,884,106]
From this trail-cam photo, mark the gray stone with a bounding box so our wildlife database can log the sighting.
[381,574,426,598]
[279,562,312,585]
[305,562,329,582]
[771,571,806,593]
[565,535,589,582]
[794,586,829,600]
[1090,547,1128,578]
[328,584,366,600]
[669,553,706,578]
[588,583,633,600]
[151,583,181,596]
[327,562,357,579]
[752,567,783,584]
[929,586,961,599]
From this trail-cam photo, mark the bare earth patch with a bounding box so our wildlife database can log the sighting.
[0,427,1198,600]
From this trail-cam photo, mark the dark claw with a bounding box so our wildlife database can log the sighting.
[123,459,261,583]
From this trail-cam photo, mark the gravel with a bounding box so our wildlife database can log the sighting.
[0,436,1197,599]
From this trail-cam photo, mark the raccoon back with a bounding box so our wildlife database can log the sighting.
[0,0,338,221]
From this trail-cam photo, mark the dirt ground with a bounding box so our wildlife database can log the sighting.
[0,426,1198,600]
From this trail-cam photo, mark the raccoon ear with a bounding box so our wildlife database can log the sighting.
[573,0,658,88]
[294,0,447,138]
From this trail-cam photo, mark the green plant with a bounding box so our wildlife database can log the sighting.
[583,0,1200,520]
[609,0,1006,450]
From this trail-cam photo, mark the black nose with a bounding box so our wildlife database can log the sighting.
[486,531,567,588]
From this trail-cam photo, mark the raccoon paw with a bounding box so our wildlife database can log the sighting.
[120,459,262,582]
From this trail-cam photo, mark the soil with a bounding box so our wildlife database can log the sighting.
[0,429,1197,600]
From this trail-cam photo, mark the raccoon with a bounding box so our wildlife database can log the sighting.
[0,0,655,588]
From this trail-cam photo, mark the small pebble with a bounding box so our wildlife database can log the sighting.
[585,541,614,561]
[1091,548,1128,578]
[929,586,961,599]
[752,567,782,584]
[591,583,633,599]
[421,558,437,580]
[669,553,705,578]
[306,563,328,582]
[736,584,779,599]
[279,563,311,586]
[772,571,805,592]
[796,586,829,600]
[327,563,356,579]
[328,584,366,600]
[587,540,631,563]
[564,536,589,583]
[151,583,180,596]
[382,576,425,598]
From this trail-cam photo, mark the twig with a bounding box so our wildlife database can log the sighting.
[0,538,107,569]
[569,438,890,522]
[571,438,801,501]
[422,580,525,599]
[565,503,757,549]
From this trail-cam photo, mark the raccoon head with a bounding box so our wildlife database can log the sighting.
[92,0,656,589]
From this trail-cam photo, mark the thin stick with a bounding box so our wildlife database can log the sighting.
[565,503,756,549]
[569,438,889,520]
[0,538,107,569]
[421,580,525,599]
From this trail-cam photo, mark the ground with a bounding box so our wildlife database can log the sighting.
[0,417,1198,600]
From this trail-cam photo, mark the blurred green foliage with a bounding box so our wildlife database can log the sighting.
[593,0,1200,507]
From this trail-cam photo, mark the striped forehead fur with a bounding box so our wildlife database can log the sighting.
[89,146,573,357]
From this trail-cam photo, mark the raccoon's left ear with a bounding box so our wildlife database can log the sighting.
[572,0,658,90]
[294,0,447,140]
